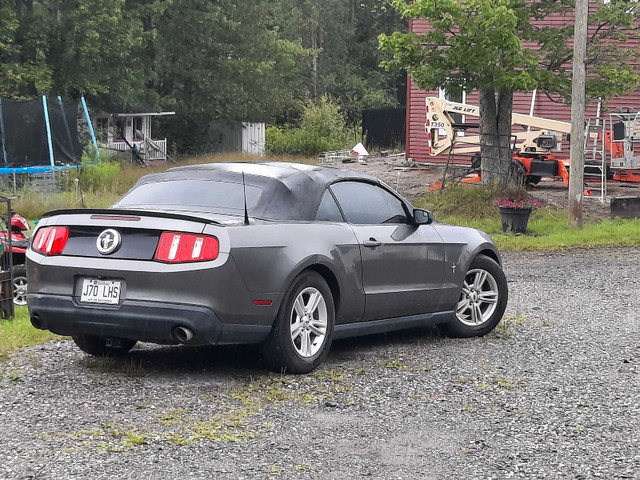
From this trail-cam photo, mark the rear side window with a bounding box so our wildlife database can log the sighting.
[115,180,262,213]
[330,181,409,225]
[315,190,344,222]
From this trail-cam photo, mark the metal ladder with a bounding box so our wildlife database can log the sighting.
[583,117,608,204]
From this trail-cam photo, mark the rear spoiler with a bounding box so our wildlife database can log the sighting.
[41,208,224,226]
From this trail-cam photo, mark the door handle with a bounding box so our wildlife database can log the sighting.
[363,238,382,248]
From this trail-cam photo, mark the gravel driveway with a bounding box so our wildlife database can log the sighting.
[1,248,639,479]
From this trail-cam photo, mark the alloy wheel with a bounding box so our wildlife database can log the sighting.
[456,268,499,326]
[289,287,328,358]
[13,276,28,306]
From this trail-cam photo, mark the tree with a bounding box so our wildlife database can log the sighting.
[0,0,151,106]
[0,0,52,98]
[380,0,639,186]
[153,0,310,152]
[271,0,407,123]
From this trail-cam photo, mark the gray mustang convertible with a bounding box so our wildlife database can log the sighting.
[27,162,507,373]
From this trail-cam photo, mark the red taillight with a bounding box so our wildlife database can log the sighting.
[31,227,69,255]
[154,232,219,263]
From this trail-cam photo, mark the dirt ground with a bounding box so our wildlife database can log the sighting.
[333,155,640,221]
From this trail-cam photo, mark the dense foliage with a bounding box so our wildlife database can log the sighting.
[0,0,406,153]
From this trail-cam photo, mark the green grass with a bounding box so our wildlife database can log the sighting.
[415,185,640,251]
[13,191,121,221]
[495,214,640,251]
[436,210,640,251]
[0,306,62,360]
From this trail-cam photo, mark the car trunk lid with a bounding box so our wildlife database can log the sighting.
[35,208,231,261]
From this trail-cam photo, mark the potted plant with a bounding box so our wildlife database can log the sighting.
[493,192,542,234]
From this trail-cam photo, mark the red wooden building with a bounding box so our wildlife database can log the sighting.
[405,9,640,164]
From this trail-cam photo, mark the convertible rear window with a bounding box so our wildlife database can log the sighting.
[115,179,263,213]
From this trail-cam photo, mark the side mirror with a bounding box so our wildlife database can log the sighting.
[413,208,434,225]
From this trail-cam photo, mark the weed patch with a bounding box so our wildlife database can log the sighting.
[313,369,347,382]
[266,464,285,475]
[384,360,409,370]
[493,377,520,389]
[165,433,192,446]
[492,314,531,339]
[156,409,188,426]
[78,356,145,376]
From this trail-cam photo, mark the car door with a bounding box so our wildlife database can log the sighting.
[330,181,444,321]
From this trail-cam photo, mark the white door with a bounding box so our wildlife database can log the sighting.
[242,122,265,155]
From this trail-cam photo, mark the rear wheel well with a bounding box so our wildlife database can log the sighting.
[478,249,500,266]
[305,264,341,318]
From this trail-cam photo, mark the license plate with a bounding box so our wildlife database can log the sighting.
[80,279,121,305]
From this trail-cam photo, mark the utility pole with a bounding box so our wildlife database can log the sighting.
[568,0,588,228]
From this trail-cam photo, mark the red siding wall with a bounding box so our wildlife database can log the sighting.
[407,12,640,164]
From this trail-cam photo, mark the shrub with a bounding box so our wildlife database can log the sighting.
[74,149,122,193]
[266,97,351,156]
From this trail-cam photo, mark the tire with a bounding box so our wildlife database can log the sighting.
[526,175,542,186]
[260,271,335,374]
[440,255,508,338]
[509,160,526,185]
[72,334,137,357]
[12,264,28,306]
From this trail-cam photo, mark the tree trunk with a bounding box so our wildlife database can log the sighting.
[479,89,514,187]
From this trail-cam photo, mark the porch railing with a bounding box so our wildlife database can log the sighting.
[106,138,167,161]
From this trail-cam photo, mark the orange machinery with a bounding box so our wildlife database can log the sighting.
[423,97,637,189]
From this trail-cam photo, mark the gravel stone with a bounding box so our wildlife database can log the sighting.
[1,248,639,479]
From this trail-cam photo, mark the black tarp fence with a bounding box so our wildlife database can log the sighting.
[0,96,82,167]
[362,107,406,150]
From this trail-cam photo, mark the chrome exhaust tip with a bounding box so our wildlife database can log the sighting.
[173,326,194,343]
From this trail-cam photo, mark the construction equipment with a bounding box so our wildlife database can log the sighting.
[609,110,640,182]
[424,97,640,188]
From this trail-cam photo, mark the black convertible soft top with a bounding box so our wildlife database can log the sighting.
[115,162,381,221]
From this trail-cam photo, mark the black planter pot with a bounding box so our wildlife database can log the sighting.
[499,207,532,234]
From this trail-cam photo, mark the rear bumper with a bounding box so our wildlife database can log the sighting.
[27,294,271,345]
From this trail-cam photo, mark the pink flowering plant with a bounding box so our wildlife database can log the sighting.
[493,192,543,210]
